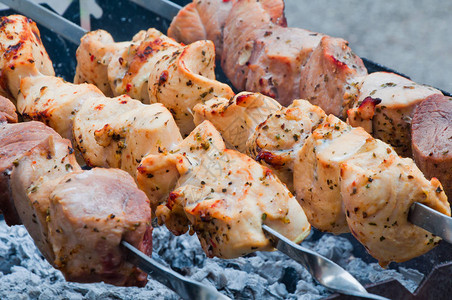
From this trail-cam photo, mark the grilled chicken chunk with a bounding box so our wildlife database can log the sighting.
[341,145,450,267]
[411,94,452,200]
[194,92,281,152]
[74,29,146,96]
[73,94,182,177]
[0,15,54,99]
[0,95,17,123]
[18,75,104,141]
[247,100,326,192]
[346,72,442,156]
[75,28,234,136]
[294,115,369,233]
[137,121,310,258]
[0,120,153,286]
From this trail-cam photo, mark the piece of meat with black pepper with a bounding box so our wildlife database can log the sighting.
[168,0,286,59]
[299,36,367,116]
[138,121,311,258]
[0,15,54,99]
[47,168,152,286]
[221,0,322,106]
[193,92,281,152]
[346,72,442,157]
[411,94,452,201]
[247,99,326,192]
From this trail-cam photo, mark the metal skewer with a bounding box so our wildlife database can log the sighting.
[2,1,451,299]
[121,241,230,300]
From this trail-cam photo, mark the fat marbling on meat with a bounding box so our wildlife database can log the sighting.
[0,15,54,99]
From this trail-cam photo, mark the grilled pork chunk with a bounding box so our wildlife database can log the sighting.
[48,168,152,286]
[170,0,366,111]
[74,28,234,136]
[168,0,286,58]
[0,15,54,99]
[346,72,442,156]
[411,94,452,200]
[0,120,152,286]
[137,121,310,258]
[73,94,182,177]
[0,95,17,123]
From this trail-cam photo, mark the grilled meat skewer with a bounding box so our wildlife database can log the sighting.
[0,97,152,286]
[0,15,312,260]
[169,0,444,159]
[194,92,451,266]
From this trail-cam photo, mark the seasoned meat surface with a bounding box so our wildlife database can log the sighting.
[412,94,452,200]
[341,148,450,267]
[18,75,104,141]
[247,100,326,192]
[73,94,182,177]
[346,72,442,156]
[137,121,311,258]
[0,121,64,226]
[194,92,281,152]
[294,115,369,233]
[74,29,146,96]
[75,28,234,136]
[0,120,153,286]
[0,15,54,99]
[48,168,152,286]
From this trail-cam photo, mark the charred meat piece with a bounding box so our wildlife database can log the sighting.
[137,121,310,258]
[74,28,234,136]
[346,72,442,156]
[411,94,452,200]
[0,15,54,99]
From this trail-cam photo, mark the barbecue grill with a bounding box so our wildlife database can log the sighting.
[0,1,451,299]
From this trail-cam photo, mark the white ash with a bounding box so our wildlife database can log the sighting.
[0,220,419,299]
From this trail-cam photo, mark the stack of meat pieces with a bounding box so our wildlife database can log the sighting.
[0,95,152,286]
[194,92,450,266]
[0,14,310,272]
[169,0,451,198]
